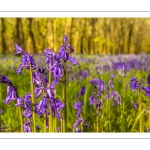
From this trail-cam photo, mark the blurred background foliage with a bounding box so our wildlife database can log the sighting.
[1,18,150,54]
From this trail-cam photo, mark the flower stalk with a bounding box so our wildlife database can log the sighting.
[63,60,67,132]
[19,107,23,132]
[29,64,36,132]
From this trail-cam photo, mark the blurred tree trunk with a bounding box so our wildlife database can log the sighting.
[28,18,37,53]
[80,19,86,54]
[1,18,7,54]
[127,19,134,54]
[15,18,21,45]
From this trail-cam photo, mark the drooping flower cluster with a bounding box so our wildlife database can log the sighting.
[0,74,18,105]
[89,78,105,115]
[109,74,114,89]
[0,73,33,132]
[111,91,121,105]
[15,44,37,74]
[89,78,106,96]
[23,120,32,132]
[73,86,88,131]
[142,74,150,96]
[130,77,140,90]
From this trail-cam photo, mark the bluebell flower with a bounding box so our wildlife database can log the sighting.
[0,110,3,114]
[23,120,32,132]
[79,86,86,96]
[142,86,150,96]
[130,77,140,90]
[0,74,13,86]
[73,118,83,129]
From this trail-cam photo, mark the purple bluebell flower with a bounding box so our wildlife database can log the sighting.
[83,123,89,128]
[64,35,68,43]
[22,109,32,118]
[75,128,82,132]
[82,70,88,78]
[0,110,3,114]
[69,57,77,66]
[68,75,74,82]
[109,74,114,88]
[36,125,40,132]
[79,86,86,96]
[51,78,59,89]
[23,120,32,132]
[67,44,74,52]
[43,75,48,84]
[0,74,12,86]
[54,98,65,120]
[74,101,84,109]
[56,46,69,61]
[24,93,32,101]
[73,118,83,129]
[15,43,24,54]
[38,67,46,74]
[52,66,63,78]
[15,44,37,74]
[23,93,32,109]
[15,97,22,107]
[97,80,106,95]
[16,64,24,74]
[146,128,150,132]
[96,100,102,109]
[46,86,54,98]
[89,95,96,105]
[132,101,138,109]
[130,77,140,90]
[55,98,65,110]
[111,91,121,105]
[78,70,89,79]
[3,86,17,105]
[35,86,45,99]
[142,86,150,96]
[37,96,47,114]
[76,109,82,119]
[32,72,42,85]
[44,49,55,60]
[89,78,100,87]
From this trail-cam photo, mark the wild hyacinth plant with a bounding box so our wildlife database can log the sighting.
[0,35,77,132]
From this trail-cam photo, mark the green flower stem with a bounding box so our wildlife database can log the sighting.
[63,60,67,132]
[55,116,57,132]
[138,88,142,132]
[49,105,53,132]
[53,90,57,132]
[43,114,46,132]
[108,88,112,132]
[43,92,46,132]
[121,76,125,132]
[48,69,53,132]
[29,65,36,132]
[96,116,99,132]
[106,98,109,132]
[93,104,96,132]
[8,104,12,131]
[108,97,111,132]
[61,120,63,132]
[19,107,23,132]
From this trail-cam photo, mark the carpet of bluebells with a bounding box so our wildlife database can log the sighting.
[0,36,150,132]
